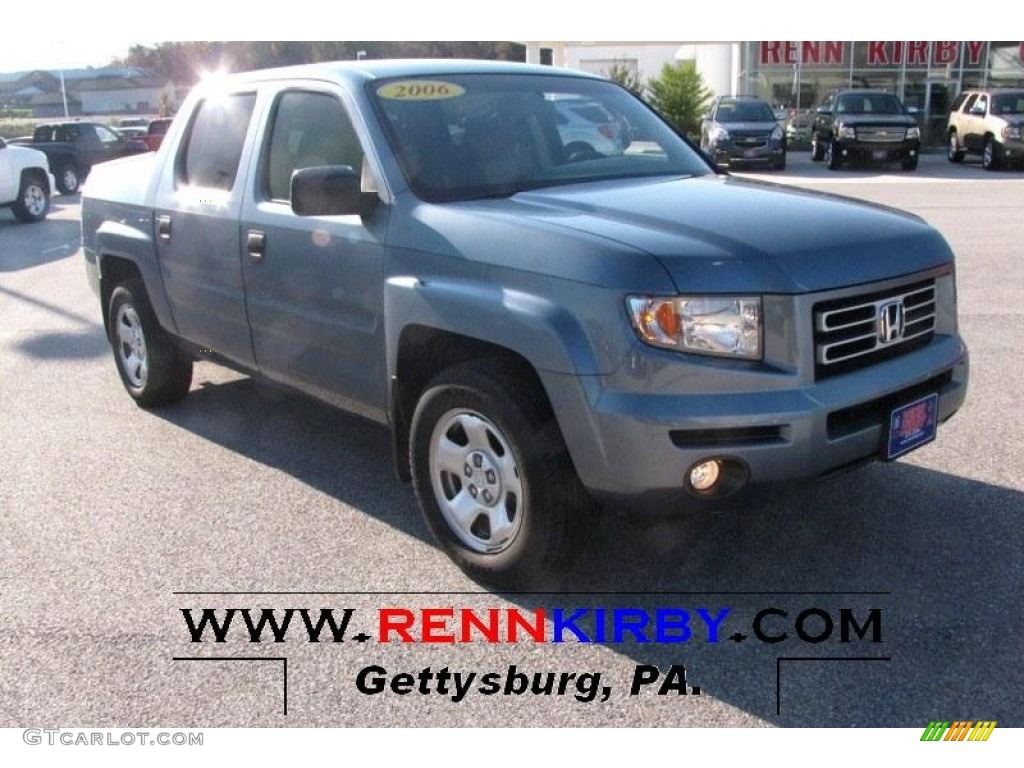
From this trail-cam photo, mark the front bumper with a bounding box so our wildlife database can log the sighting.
[542,271,968,512]
[836,139,920,162]
[710,140,785,166]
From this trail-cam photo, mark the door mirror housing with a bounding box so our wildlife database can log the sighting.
[291,165,375,217]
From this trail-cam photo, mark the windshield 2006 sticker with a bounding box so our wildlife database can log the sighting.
[377,81,466,100]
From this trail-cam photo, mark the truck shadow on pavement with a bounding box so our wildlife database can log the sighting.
[155,374,1023,727]
[0,216,81,273]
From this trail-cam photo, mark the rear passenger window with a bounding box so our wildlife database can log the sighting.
[263,90,364,202]
[178,93,256,190]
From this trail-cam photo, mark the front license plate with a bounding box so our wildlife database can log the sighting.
[886,393,939,460]
[872,150,887,160]
[743,149,761,158]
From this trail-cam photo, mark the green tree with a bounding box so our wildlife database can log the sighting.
[646,60,713,138]
[604,60,645,99]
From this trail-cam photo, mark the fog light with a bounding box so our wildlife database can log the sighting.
[688,460,721,491]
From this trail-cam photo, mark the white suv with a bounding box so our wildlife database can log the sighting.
[0,137,55,223]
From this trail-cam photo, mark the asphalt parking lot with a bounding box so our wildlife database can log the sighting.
[1,151,1021,728]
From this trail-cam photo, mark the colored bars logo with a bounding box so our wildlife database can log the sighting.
[921,721,997,741]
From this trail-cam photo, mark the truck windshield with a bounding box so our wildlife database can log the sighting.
[368,73,710,202]
[717,100,776,122]
[991,93,1024,115]
[837,93,905,115]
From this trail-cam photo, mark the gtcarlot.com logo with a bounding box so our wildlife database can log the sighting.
[23,729,203,747]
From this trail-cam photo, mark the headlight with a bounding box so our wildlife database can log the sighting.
[771,125,783,140]
[1002,125,1022,141]
[837,124,856,140]
[626,296,762,360]
[710,125,730,142]
[906,125,921,140]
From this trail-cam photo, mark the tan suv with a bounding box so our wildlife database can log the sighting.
[947,89,1024,170]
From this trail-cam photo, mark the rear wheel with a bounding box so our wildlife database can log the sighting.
[947,131,965,163]
[11,174,49,223]
[56,163,80,195]
[409,361,592,589]
[108,281,192,407]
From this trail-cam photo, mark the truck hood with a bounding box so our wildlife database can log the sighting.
[477,174,952,294]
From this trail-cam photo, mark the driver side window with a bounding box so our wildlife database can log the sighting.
[263,90,364,203]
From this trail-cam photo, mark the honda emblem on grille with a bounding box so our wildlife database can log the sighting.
[878,300,905,343]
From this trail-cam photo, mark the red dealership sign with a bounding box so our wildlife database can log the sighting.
[759,41,992,67]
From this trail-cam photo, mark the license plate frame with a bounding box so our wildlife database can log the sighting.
[885,393,939,460]
[872,150,887,160]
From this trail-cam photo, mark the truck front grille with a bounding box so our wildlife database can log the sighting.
[814,279,936,379]
[856,126,907,143]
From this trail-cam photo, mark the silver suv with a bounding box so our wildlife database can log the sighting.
[947,89,1024,170]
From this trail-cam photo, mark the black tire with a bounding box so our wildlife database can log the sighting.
[982,137,1002,171]
[409,361,593,589]
[826,140,842,170]
[10,173,49,223]
[810,133,825,162]
[55,163,81,195]
[901,153,919,171]
[773,152,787,171]
[108,281,192,407]
[947,131,965,163]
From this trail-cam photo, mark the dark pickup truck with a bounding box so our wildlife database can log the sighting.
[12,121,147,194]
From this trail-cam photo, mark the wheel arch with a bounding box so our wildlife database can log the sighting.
[19,166,50,191]
[97,254,144,341]
[390,326,556,483]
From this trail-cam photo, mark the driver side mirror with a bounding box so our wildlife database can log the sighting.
[291,165,376,217]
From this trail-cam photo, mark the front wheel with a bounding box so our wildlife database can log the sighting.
[826,140,842,170]
[901,153,919,171]
[11,174,49,223]
[810,134,825,161]
[409,362,592,588]
[773,152,787,171]
[108,282,193,407]
[982,137,1002,171]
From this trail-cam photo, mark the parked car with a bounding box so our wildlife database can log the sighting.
[700,95,786,170]
[116,126,148,140]
[551,98,628,158]
[785,110,814,144]
[947,88,1024,170]
[0,136,55,223]
[811,90,921,171]
[141,118,173,152]
[81,60,968,587]
[10,121,148,194]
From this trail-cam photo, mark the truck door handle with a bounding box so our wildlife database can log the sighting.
[156,215,172,243]
[246,230,266,263]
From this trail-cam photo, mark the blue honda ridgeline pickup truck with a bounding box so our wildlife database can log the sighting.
[81,61,968,587]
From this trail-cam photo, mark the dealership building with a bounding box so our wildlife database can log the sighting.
[526,41,1024,145]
